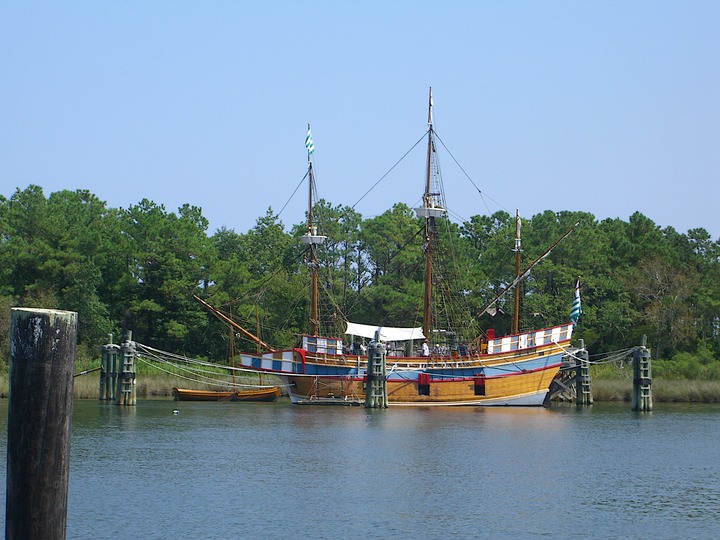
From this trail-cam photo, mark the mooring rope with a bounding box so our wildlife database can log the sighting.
[134,342,277,389]
[553,340,636,371]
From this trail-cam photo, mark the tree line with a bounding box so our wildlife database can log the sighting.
[1,185,719,375]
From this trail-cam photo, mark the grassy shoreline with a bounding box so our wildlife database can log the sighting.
[585,379,720,403]
[2,372,720,402]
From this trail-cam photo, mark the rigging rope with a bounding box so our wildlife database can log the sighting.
[351,131,428,210]
[433,131,510,216]
[276,170,309,219]
[553,342,637,371]
[135,343,277,389]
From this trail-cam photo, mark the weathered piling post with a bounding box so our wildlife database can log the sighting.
[110,335,119,400]
[115,332,137,406]
[575,339,593,405]
[632,335,652,412]
[365,332,388,408]
[99,334,120,401]
[6,308,77,540]
[99,342,108,399]
[631,335,652,411]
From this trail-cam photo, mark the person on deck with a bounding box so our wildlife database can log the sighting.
[421,340,430,357]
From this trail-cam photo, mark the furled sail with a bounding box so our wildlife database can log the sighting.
[345,322,425,342]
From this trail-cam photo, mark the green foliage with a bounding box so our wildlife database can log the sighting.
[0,295,14,370]
[1,184,719,379]
[0,187,117,344]
[359,203,424,287]
[654,345,720,380]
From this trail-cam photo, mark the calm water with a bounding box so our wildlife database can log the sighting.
[1,399,719,539]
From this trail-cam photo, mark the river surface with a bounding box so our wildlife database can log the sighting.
[1,399,719,539]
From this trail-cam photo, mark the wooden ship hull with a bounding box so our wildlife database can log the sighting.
[237,324,572,406]
[171,386,281,402]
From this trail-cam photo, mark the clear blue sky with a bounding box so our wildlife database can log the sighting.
[2,1,719,239]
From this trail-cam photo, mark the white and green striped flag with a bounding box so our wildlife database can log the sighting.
[305,127,315,156]
[570,281,582,326]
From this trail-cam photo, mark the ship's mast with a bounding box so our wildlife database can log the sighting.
[424,89,434,339]
[229,305,236,387]
[415,88,445,341]
[301,124,326,336]
[476,222,579,319]
[512,209,521,334]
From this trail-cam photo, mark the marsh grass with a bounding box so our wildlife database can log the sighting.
[589,378,720,402]
[652,379,720,403]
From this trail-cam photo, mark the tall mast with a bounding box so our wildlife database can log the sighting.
[229,306,236,387]
[308,158,319,336]
[512,210,521,334]
[476,222,579,319]
[415,87,445,341]
[423,89,434,340]
[301,124,325,336]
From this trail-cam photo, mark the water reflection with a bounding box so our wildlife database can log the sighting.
[0,400,719,539]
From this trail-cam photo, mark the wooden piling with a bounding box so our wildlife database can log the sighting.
[365,336,388,408]
[99,334,119,401]
[575,339,593,405]
[100,344,108,399]
[6,308,77,540]
[632,335,653,412]
[115,335,137,406]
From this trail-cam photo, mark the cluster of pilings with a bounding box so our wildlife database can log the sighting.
[99,332,137,406]
[550,335,652,411]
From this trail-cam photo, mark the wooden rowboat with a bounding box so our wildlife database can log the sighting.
[171,386,281,402]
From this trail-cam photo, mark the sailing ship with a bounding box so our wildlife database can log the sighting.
[198,90,574,406]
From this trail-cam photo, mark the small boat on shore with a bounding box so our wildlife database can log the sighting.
[171,386,281,402]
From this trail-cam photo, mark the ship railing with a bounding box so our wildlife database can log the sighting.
[486,324,573,355]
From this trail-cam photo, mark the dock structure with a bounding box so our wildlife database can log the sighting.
[632,335,652,412]
[545,347,584,404]
[365,334,388,408]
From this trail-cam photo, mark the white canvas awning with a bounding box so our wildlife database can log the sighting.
[344,322,425,342]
